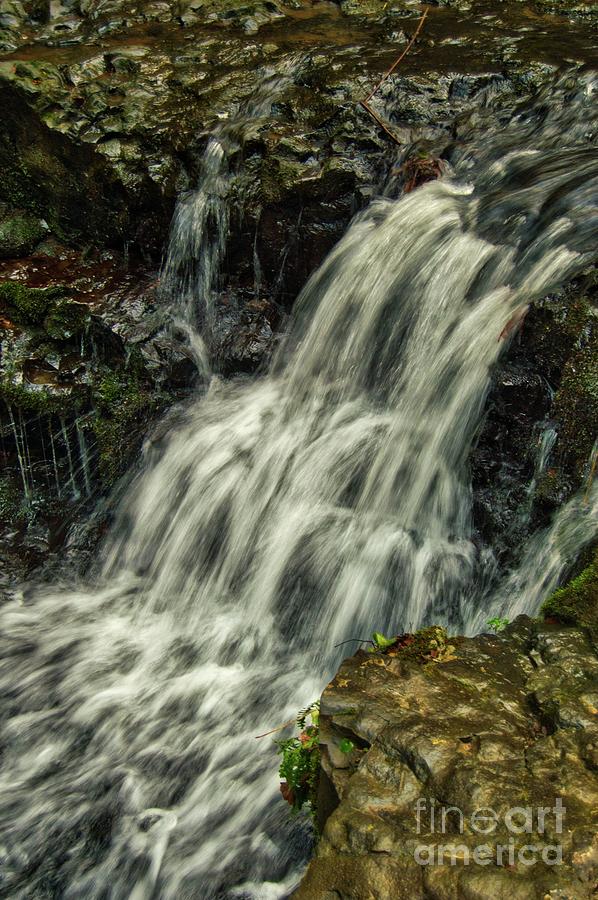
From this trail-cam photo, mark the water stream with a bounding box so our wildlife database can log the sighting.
[0,74,597,899]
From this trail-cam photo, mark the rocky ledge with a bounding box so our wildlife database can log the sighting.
[297,607,598,899]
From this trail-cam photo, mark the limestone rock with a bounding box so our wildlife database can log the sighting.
[296,617,598,899]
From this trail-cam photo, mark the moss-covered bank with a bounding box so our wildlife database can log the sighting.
[543,546,598,642]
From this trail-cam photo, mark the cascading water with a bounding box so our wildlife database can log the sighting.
[160,59,300,354]
[1,74,597,899]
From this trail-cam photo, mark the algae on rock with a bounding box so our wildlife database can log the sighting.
[543,547,598,642]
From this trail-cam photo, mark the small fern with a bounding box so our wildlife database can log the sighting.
[277,701,320,817]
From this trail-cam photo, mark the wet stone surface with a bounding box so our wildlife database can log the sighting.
[297,616,598,900]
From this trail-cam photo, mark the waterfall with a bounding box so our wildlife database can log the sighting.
[160,59,301,339]
[0,75,597,899]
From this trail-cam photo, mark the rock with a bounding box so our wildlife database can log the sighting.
[23,0,50,22]
[542,548,598,643]
[297,617,598,899]
[0,257,192,573]
[0,281,67,325]
[471,264,598,565]
[535,0,598,19]
[0,212,47,258]
[0,0,594,268]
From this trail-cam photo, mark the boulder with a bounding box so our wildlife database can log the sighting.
[297,617,598,899]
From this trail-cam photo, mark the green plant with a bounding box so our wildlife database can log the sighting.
[368,625,458,663]
[371,631,396,651]
[277,701,320,817]
[487,617,510,634]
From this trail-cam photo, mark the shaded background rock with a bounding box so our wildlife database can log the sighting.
[470,265,598,567]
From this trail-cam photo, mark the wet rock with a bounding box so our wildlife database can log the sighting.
[471,264,598,566]
[0,255,195,573]
[0,211,47,258]
[23,0,50,22]
[297,617,598,899]
[535,0,598,21]
[0,0,594,267]
[211,294,283,374]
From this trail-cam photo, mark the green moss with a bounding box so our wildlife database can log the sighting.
[91,371,161,484]
[542,549,598,640]
[0,380,83,415]
[44,300,90,340]
[0,213,46,259]
[534,467,570,506]
[552,338,598,476]
[260,157,308,204]
[0,281,67,326]
[0,281,88,340]
[0,476,25,527]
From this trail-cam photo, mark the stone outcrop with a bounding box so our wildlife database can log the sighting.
[296,616,598,899]
[1,0,595,268]
[0,253,190,577]
[471,265,598,567]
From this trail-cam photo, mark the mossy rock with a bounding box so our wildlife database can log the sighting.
[23,0,50,22]
[91,371,162,484]
[0,475,25,527]
[44,300,90,340]
[0,281,67,326]
[0,213,46,258]
[535,0,598,20]
[374,625,459,663]
[0,379,85,415]
[534,467,572,507]
[260,157,311,204]
[542,548,598,641]
[0,282,88,339]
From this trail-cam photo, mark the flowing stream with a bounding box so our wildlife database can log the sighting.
[1,74,597,899]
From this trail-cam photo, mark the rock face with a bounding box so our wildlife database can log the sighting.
[470,265,598,567]
[0,250,196,576]
[296,617,598,900]
[0,0,595,266]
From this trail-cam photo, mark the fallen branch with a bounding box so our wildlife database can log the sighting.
[333,638,372,648]
[360,8,429,145]
[359,99,403,146]
[365,9,429,104]
[255,718,295,740]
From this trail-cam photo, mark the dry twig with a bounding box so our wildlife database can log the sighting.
[360,8,429,146]
[255,718,295,740]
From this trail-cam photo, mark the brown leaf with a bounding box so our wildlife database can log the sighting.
[280,782,295,806]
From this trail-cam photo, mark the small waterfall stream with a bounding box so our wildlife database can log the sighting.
[160,60,301,343]
[0,75,597,899]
